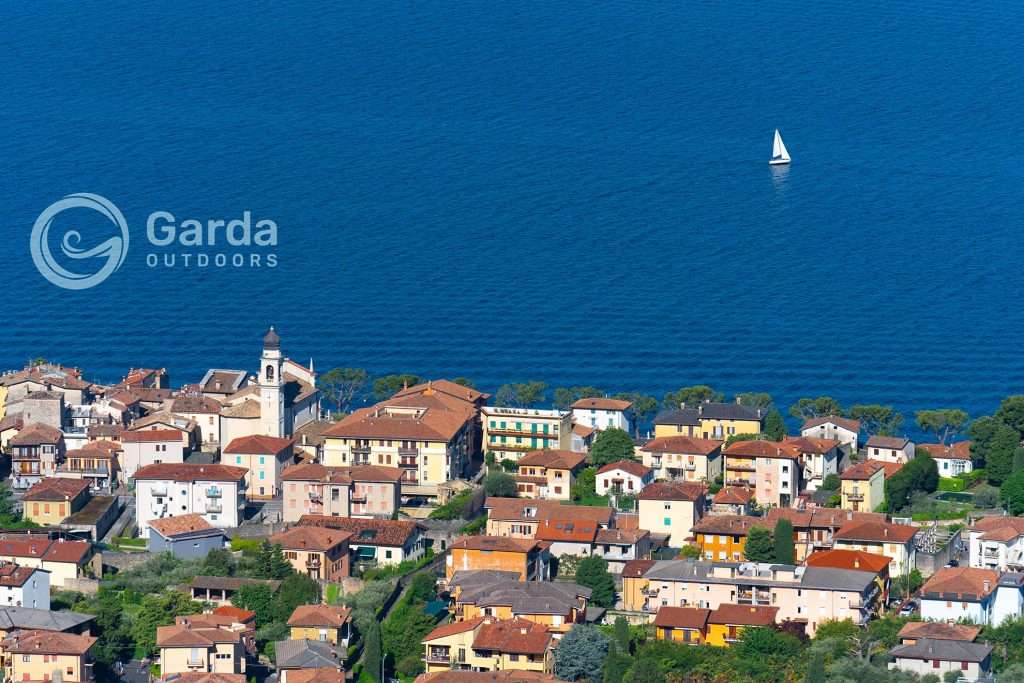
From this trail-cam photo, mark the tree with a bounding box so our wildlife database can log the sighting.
[849,404,903,436]
[91,588,133,668]
[612,615,631,653]
[202,548,236,576]
[744,527,774,562]
[735,392,773,409]
[970,416,1019,484]
[273,572,320,622]
[663,385,722,408]
[553,386,605,410]
[763,408,787,441]
[603,642,631,683]
[788,397,842,420]
[269,543,293,579]
[575,556,616,607]
[407,572,436,604]
[773,518,795,564]
[614,393,659,438]
[372,374,422,400]
[571,467,598,502]
[1001,469,1024,515]
[364,619,382,683]
[553,624,610,681]
[494,381,547,407]
[822,473,841,491]
[133,591,203,657]
[625,656,662,683]
[915,408,969,445]
[885,454,939,511]
[483,471,517,497]
[231,584,276,625]
[996,396,1024,435]
[318,367,368,414]
[805,650,826,683]
[452,377,475,388]
[589,428,636,467]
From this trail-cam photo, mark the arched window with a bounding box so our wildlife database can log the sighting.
[266,364,275,381]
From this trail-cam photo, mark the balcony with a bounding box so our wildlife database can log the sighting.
[399,460,418,469]
[206,487,222,497]
[306,555,322,569]
[352,446,371,456]
[187,658,205,668]
[151,485,168,497]
[351,492,367,503]
[684,463,697,471]
[308,492,323,503]
[727,464,756,473]
[206,502,223,513]
[847,492,864,502]
[725,478,755,487]
[424,649,452,664]
[398,447,419,457]
[641,586,660,597]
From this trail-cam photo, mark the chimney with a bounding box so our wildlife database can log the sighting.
[883,528,888,537]
[984,580,991,593]
[698,405,703,416]
[854,558,860,569]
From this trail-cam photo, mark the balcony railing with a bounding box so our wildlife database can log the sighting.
[306,556,322,568]
[206,487,222,497]
[725,478,755,487]
[727,464,756,472]
[398,447,419,457]
[847,492,864,502]
[206,502,223,513]
[351,493,367,503]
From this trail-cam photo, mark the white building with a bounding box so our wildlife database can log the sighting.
[570,397,632,433]
[0,563,49,610]
[919,441,973,478]
[967,517,1024,572]
[480,406,572,462]
[865,435,914,464]
[784,436,841,492]
[120,429,185,480]
[595,460,653,497]
[134,463,247,537]
[888,639,992,681]
[919,567,999,624]
[800,416,860,454]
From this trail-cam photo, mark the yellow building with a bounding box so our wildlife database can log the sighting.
[22,477,91,525]
[704,604,780,647]
[1,630,96,683]
[483,497,613,538]
[480,407,572,463]
[322,381,483,496]
[156,623,246,675]
[422,617,553,675]
[513,450,585,500]
[840,459,901,512]
[448,572,589,632]
[692,515,764,562]
[653,402,764,441]
[446,536,550,581]
[640,436,723,483]
[269,526,351,582]
[653,607,710,644]
[286,604,352,646]
[637,481,706,547]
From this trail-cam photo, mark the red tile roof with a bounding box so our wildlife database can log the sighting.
[713,487,753,505]
[2,630,96,655]
[709,604,778,627]
[9,424,62,446]
[724,440,800,460]
[282,462,404,483]
[571,397,632,411]
[654,606,711,630]
[804,549,891,573]
[297,516,420,547]
[801,415,861,433]
[287,670,344,683]
[160,674,246,683]
[483,497,613,526]
[840,459,902,480]
[922,567,1000,601]
[122,429,182,443]
[134,463,247,482]
[516,450,586,470]
[917,441,972,460]
[22,477,89,502]
[212,606,256,623]
[156,624,242,647]
[0,563,43,587]
[270,526,352,552]
[424,617,485,641]
[783,436,840,454]
[534,519,598,543]
[449,536,543,553]
[641,436,723,455]
[596,459,651,478]
[223,434,294,455]
[637,481,704,501]
[0,534,91,564]
[692,515,766,536]
[897,621,980,642]
[621,559,657,578]
[287,604,352,628]
[148,514,217,538]
[833,520,918,544]
[471,618,551,655]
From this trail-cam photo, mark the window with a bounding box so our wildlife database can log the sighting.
[259,456,265,465]
[664,517,671,526]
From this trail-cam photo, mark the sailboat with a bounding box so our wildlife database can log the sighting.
[769,129,791,165]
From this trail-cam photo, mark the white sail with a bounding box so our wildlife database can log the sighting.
[770,129,791,164]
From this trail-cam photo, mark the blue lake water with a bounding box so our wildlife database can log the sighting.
[2,0,1022,429]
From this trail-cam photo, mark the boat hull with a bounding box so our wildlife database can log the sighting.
[769,159,790,165]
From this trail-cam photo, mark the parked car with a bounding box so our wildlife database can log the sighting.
[898,599,917,617]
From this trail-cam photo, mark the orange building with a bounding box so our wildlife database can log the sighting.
[691,515,766,562]
[445,536,550,582]
[513,450,585,500]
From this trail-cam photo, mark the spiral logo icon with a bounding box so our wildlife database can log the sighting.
[30,193,129,290]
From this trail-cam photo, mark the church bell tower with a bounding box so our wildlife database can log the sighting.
[260,326,285,437]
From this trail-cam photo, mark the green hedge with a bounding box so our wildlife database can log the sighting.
[938,477,966,492]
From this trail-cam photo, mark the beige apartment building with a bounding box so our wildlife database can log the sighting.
[622,559,880,636]
[480,407,572,463]
[513,450,585,500]
[322,381,482,496]
[157,624,246,676]
[281,463,403,522]
[221,434,295,500]
[1,630,97,683]
[640,436,723,483]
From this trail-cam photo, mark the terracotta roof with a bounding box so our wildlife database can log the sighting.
[148,514,217,538]
[270,527,351,552]
[122,429,182,443]
[782,436,840,454]
[156,624,242,647]
[287,669,345,683]
[654,606,710,630]
[287,604,352,628]
[471,618,551,655]
[969,516,1024,542]
[638,481,704,502]
[709,604,779,627]
[134,463,247,482]
[223,434,294,455]
[516,450,586,470]
[804,549,891,573]
[424,617,485,641]
[297,516,420,547]
[595,528,649,545]
[571,397,632,411]
[833,520,918,544]
[392,379,489,404]
[712,487,754,505]
[2,629,96,655]
[22,477,89,502]
[450,536,543,553]
[0,416,24,433]
[171,396,223,414]
[841,459,886,480]
[692,515,766,536]
[866,435,911,449]
[573,424,596,439]
[765,507,887,530]
[922,567,1000,601]
[724,440,800,460]
[221,400,261,419]
[9,424,62,446]
[917,441,972,460]
[596,459,651,478]
[801,415,861,433]
[621,559,657,578]
[535,519,598,543]
[0,564,43,588]
[160,674,246,683]
[212,606,256,623]
[0,534,91,564]
[641,435,723,455]
[282,463,403,483]
[898,621,980,643]
[483,497,613,526]
[324,389,477,442]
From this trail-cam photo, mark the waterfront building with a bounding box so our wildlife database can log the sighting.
[839,459,901,512]
[480,406,571,463]
[134,463,247,536]
[570,397,632,432]
[513,450,584,500]
[281,463,403,522]
[637,481,705,548]
[865,435,915,464]
[800,416,861,454]
[653,402,764,441]
[918,441,974,478]
[639,436,723,484]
